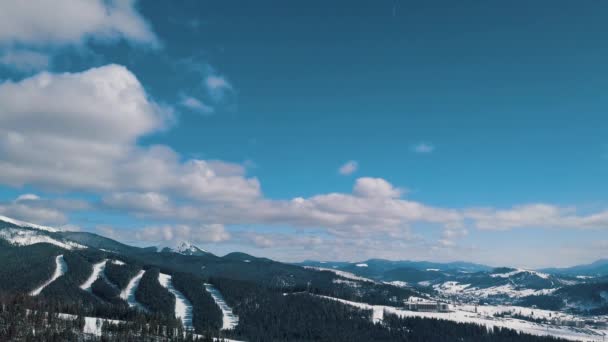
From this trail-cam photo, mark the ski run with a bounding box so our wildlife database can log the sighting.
[204,283,239,330]
[120,270,147,311]
[30,255,67,296]
[158,273,194,330]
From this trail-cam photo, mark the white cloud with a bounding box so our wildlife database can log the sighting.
[98,223,230,244]
[180,95,214,114]
[0,0,157,47]
[412,142,435,153]
[205,75,233,102]
[0,65,260,204]
[0,194,88,226]
[353,177,403,198]
[0,49,50,72]
[465,204,608,230]
[338,160,358,175]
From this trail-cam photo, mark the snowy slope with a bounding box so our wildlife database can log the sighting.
[0,215,57,232]
[304,266,376,283]
[30,255,67,296]
[80,259,108,291]
[0,228,86,250]
[158,273,194,330]
[120,270,147,311]
[205,283,239,330]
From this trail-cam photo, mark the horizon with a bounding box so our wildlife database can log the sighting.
[1,0,607,269]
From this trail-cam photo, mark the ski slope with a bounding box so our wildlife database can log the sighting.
[80,259,108,291]
[30,255,67,296]
[158,273,193,330]
[205,283,239,330]
[313,294,608,342]
[120,270,147,311]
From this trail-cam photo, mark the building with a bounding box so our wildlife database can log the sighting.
[404,300,450,312]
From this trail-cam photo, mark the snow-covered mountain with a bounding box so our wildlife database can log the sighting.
[160,241,209,256]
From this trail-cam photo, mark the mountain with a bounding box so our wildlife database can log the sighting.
[160,241,209,256]
[0,215,605,341]
[541,259,608,277]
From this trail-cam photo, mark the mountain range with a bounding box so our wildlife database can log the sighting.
[1,215,606,341]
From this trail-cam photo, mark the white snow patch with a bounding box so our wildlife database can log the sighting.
[304,266,376,283]
[111,259,125,265]
[205,283,239,330]
[80,260,108,291]
[0,228,86,250]
[158,273,193,330]
[120,270,147,311]
[427,268,440,271]
[385,281,410,288]
[434,281,558,298]
[356,263,368,267]
[490,269,550,280]
[30,255,67,296]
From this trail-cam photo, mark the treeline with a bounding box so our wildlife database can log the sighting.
[105,262,142,290]
[135,268,176,319]
[171,272,223,334]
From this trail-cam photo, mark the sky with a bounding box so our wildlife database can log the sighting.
[0,0,606,268]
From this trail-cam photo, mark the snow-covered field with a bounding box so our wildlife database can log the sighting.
[120,270,147,311]
[434,281,558,298]
[30,255,67,296]
[80,259,108,291]
[158,273,194,330]
[313,295,608,342]
[205,283,238,330]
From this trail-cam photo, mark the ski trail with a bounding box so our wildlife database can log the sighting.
[30,255,67,296]
[80,259,108,291]
[158,273,193,330]
[204,283,239,330]
[120,270,147,311]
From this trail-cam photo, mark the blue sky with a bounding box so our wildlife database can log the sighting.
[0,0,606,268]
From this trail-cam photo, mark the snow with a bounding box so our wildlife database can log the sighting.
[311,294,608,342]
[57,313,121,336]
[80,260,108,291]
[356,263,368,267]
[0,228,86,250]
[427,268,440,271]
[120,270,147,311]
[490,268,550,280]
[158,273,193,330]
[0,215,57,232]
[303,266,376,283]
[434,281,557,298]
[385,281,410,288]
[205,283,239,330]
[30,255,67,296]
[111,259,125,265]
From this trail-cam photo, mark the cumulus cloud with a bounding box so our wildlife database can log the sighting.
[98,223,230,244]
[338,160,358,175]
[0,194,89,226]
[0,65,260,204]
[465,204,608,230]
[353,177,403,198]
[0,0,157,47]
[0,49,50,72]
[412,142,435,153]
